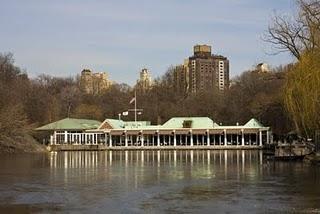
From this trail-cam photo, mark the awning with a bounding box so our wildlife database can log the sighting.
[225,129,242,134]
[243,128,259,134]
[209,129,224,134]
[191,129,207,135]
[159,130,175,135]
[142,130,159,135]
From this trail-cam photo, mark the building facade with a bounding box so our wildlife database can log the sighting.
[136,68,153,92]
[188,44,229,93]
[80,69,112,94]
[37,117,271,150]
[173,61,189,95]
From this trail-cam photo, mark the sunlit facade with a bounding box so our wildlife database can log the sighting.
[37,117,271,150]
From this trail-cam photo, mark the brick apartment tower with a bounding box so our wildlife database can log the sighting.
[188,44,229,93]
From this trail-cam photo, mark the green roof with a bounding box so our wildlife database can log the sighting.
[99,119,152,129]
[244,118,264,128]
[36,118,101,131]
[124,121,151,128]
[104,119,125,129]
[162,117,216,129]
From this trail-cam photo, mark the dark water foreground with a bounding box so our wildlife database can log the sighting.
[0,150,319,213]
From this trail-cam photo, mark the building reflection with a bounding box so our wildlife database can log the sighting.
[49,150,263,185]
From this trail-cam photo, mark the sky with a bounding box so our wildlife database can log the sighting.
[0,0,296,85]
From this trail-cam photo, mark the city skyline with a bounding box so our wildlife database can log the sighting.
[1,0,295,85]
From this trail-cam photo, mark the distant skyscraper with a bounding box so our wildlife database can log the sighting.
[80,69,112,94]
[173,59,189,95]
[136,68,152,92]
[256,63,270,73]
[188,44,229,93]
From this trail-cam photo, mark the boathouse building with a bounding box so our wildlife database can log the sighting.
[36,117,271,150]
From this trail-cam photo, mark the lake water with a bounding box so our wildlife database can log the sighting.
[0,150,319,213]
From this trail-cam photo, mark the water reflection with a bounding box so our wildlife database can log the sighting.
[50,150,264,168]
[0,150,320,213]
[49,150,264,185]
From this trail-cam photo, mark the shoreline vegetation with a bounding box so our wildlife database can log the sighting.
[1,0,319,154]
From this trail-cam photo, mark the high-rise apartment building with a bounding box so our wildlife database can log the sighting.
[80,69,112,94]
[173,59,189,94]
[136,68,152,92]
[188,44,229,93]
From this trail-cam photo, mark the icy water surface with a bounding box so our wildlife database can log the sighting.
[0,150,319,213]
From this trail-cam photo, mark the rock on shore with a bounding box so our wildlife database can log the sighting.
[0,134,47,153]
[304,153,320,165]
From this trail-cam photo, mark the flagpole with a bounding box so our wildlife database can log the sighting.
[134,89,137,125]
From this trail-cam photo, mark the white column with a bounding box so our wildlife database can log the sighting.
[141,132,144,147]
[168,134,171,146]
[64,131,68,144]
[259,130,263,146]
[104,133,107,145]
[125,133,128,147]
[109,133,112,147]
[207,130,210,146]
[241,129,245,146]
[266,130,270,144]
[224,129,227,146]
[236,134,239,146]
[70,134,73,144]
[190,131,193,146]
[53,131,57,145]
[202,135,205,146]
[157,131,160,147]
[173,131,177,147]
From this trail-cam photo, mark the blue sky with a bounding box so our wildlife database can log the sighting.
[1,0,296,85]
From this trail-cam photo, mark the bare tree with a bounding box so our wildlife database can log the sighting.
[265,0,320,60]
